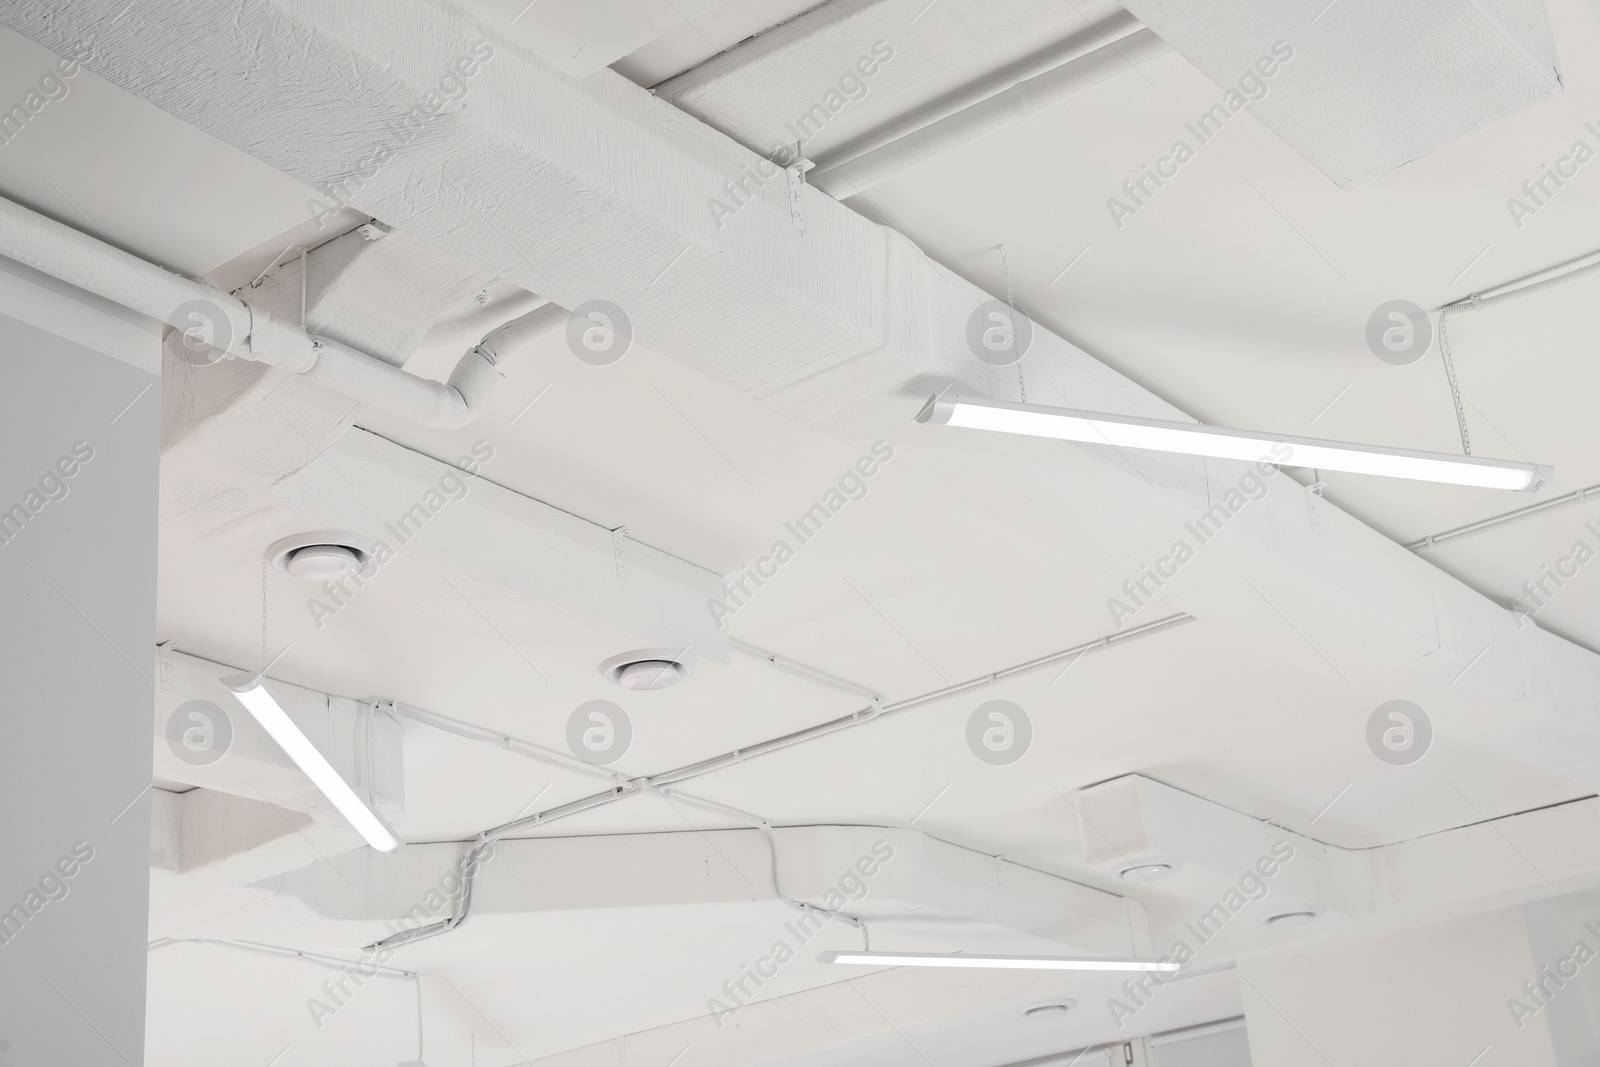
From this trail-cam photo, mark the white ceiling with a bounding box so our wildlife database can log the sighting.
[4,0,1600,1063]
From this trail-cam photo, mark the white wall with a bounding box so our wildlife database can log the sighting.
[0,258,159,1064]
[1238,907,1561,1066]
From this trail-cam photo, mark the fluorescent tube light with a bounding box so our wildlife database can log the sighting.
[223,673,402,852]
[818,950,1180,973]
[918,394,1550,492]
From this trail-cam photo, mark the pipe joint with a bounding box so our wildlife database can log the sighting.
[244,305,321,373]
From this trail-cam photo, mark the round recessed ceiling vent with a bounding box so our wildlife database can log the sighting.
[266,531,381,582]
[284,544,362,581]
[1265,907,1323,928]
[1023,1000,1076,1020]
[600,649,697,691]
[1117,859,1180,883]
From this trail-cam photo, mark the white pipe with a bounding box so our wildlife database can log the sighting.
[810,13,1146,176]
[729,638,881,702]
[296,302,562,428]
[0,194,554,428]
[389,699,622,783]
[1406,482,1600,551]
[814,29,1167,198]
[0,194,256,359]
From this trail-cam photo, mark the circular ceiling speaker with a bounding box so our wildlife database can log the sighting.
[600,649,698,691]
[266,531,381,582]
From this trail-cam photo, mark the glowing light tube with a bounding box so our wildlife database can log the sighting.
[224,673,401,852]
[819,950,1181,972]
[918,394,1550,492]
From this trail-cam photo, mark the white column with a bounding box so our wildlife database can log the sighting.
[0,255,160,1065]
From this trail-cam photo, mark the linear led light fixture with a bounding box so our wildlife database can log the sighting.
[223,673,402,852]
[917,394,1551,492]
[818,950,1180,973]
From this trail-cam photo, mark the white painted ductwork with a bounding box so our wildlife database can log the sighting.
[1077,777,1600,1066]
[149,788,310,874]
[260,825,1147,959]
[1074,775,1600,928]
[0,194,541,428]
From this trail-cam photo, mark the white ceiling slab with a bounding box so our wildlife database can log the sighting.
[273,427,730,664]
[1118,0,1562,187]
